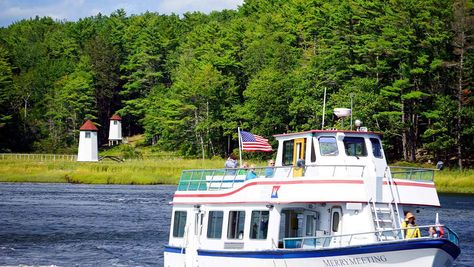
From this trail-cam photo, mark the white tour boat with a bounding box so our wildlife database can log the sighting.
[164,129,460,267]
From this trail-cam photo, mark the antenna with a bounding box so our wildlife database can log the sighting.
[350,93,355,130]
[322,87,327,130]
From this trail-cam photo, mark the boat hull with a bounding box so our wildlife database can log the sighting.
[164,239,460,267]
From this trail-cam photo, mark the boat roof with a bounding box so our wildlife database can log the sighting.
[273,129,383,138]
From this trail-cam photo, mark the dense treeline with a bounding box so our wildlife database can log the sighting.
[0,0,473,168]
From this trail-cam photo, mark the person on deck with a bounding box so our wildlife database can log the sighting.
[246,164,257,180]
[265,159,275,178]
[402,212,421,239]
[225,153,238,174]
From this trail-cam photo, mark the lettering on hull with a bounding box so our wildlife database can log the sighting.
[322,255,387,266]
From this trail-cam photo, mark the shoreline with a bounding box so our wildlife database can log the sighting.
[0,159,473,194]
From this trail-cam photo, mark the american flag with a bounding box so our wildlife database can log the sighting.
[240,130,272,152]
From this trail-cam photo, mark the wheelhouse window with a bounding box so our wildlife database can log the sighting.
[282,140,294,166]
[370,138,383,159]
[172,211,187,238]
[250,211,269,240]
[227,211,245,239]
[343,137,367,157]
[207,211,223,239]
[310,139,317,162]
[319,137,338,156]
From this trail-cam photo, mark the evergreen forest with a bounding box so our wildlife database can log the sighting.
[0,0,473,168]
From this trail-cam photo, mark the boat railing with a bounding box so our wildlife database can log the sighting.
[388,166,435,182]
[282,225,459,249]
[177,164,366,191]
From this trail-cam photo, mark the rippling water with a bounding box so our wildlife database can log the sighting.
[0,183,472,266]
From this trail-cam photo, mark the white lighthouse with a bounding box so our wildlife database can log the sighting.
[77,120,99,162]
[108,114,122,146]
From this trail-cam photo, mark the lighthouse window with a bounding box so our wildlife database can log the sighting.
[207,211,223,239]
[319,137,338,156]
[343,137,367,157]
[227,211,246,239]
[250,211,269,240]
[370,138,383,158]
[172,211,187,238]
[113,120,118,125]
[85,132,91,138]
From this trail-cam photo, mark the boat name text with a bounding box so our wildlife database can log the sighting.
[323,255,387,266]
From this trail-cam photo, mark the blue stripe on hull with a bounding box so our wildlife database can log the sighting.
[164,245,186,254]
[190,239,460,260]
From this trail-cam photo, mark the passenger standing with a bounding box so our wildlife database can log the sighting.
[225,153,238,174]
[265,159,275,178]
[402,212,420,239]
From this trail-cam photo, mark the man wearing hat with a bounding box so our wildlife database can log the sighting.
[402,212,421,239]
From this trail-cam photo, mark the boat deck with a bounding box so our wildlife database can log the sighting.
[177,165,435,191]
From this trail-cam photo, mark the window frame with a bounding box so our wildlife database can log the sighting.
[207,210,224,239]
[370,138,383,159]
[172,210,187,238]
[227,210,246,240]
[343,137,367,157]
[282,140,294,166]
[332,211,340,232]
[318,136,339,156]
[250,210,269,240]
[310,138,317,162]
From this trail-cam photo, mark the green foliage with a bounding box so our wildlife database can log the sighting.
[0,1,473,167]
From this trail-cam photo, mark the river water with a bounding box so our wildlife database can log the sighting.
[0,183,472,266]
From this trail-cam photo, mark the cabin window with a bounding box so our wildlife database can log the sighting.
[343,137,367,157]
[172,211,187,238]
[370,138,383,159]
[319,137,338,156]
[282,140,294,166]
[310,139,317,162]
[85,132,91,138]
[250,211,269,240]
[332,211,340,232]
[227,211,245,239]
[207,211,223,239]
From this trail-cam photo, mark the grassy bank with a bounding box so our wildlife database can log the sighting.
[0,158,473,194]
[0,158,223,185]
[433,169,474,194]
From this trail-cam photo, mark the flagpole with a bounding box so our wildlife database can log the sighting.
[238,127,243,167]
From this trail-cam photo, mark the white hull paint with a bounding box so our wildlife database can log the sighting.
[165,247,454,267]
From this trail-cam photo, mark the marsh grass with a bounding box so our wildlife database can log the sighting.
[0,158,473,193]
[0,158,223,185]
[434,169,474,194]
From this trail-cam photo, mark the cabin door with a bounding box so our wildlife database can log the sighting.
[293,138,306,177]
[303,210,319,237]
[330,207,343,246]
[185,210,203,267]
